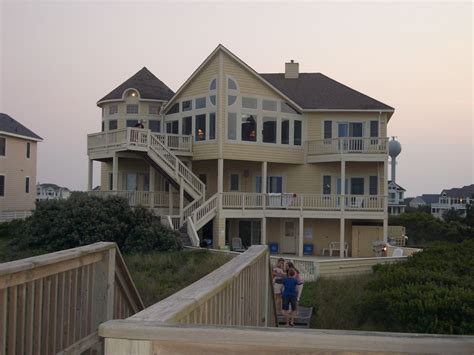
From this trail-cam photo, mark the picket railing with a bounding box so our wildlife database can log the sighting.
[306,137,388,156]
[89,190,179,208]
[191,193,218,230]
[0,242,143,355]
[153,133,192,152]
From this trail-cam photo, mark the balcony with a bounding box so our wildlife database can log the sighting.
[305,137,388,163]
[89,190,180,208]
[87,128,193,158]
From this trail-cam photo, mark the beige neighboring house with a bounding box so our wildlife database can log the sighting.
[87,45,395,258]
[0,113,42,221]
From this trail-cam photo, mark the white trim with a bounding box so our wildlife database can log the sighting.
[0,131,42,142]
[306,109,394,113]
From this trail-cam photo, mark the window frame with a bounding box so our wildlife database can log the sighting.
[25,176,30,194]
[229,173,240,192]
[0,175,4,197]
[126,104,139,114]
[26,142,31,159]
[0,137,6,156]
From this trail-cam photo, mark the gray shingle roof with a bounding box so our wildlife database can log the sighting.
[420,194,440,205]
[259,73,394,111]
[441,184,474,198]
[0,113,42,140]
[98,67,175,104]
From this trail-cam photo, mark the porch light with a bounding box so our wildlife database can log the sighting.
[131,92,136,97]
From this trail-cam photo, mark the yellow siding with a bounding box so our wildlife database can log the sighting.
[192,143,219,161]
[192,160,218,198]
[223,144,304,164]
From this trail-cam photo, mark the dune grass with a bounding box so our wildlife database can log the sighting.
[124,249,233,306]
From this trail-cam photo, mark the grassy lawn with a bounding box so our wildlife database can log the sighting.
[299,274,378,331]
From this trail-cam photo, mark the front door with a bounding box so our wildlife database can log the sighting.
[282,220,297,254]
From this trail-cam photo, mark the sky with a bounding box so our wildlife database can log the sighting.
[1,1,472,196]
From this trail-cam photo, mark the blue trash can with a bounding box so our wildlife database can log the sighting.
[303,243,314,255]
[268,242,279,254]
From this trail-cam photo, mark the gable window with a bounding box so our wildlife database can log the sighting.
[0,137,5,156]
[126,120,139,128]
[109,120,118,130]
[168,103,179,114]
[228,78,238,90]
[262,100,277,111]
[25,177,30,193]
[241,114,257,142]
[262,117,277,143]
[324,121,332,139]
[370,121,379,137]
[230,174,239,191]
[281,120,289,144]
[323,175,331,194]
[228,113,237,140]
[26,142,31,159]
[210,95,216,106]
[149,105,159,115]
[195,114,206,141]
[294,120,302,145]
[182,100,192,111]
[149,120,160,133]
[182,116,192,136]
[228,95,237,106]
[242,97,257,109]
[369,176,378,195]
[126,104,138,114]
[195,97,206,109]
[0,175,4,196]
[109,105,118,115]
[209,113,216,140]
[210,79,217,91]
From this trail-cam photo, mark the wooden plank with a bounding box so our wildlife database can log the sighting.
[0,288,7,354]
[69,268,78,347]
[56,272,65,353]
[75,266,83,342]
[87,264,94,335]
[32,279,43,355]
[25,281,35,355]
[7,286,18,355]
[41,277,51,355]
[0,252,103,289]
[49,273,58,354]
[16,283,26,354]
[57,331,101,355]
[63,270,71,348]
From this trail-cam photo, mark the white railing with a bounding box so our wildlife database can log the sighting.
[153,133,192,152]
[89,190,178,208]
[306,137,388,156]
[221,193,385,212]
[0,210,33,223]
[191,193,218,230]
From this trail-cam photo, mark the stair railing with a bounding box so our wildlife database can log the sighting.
[191,193,218,230]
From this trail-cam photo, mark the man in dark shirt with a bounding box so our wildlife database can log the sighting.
[282,268,301,326]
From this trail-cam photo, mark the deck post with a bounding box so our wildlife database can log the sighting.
[217,158,224,208]
[168,185,173,215]
[87,159,93,191]
[112,155,118,191]
[149,166,155,209]
[179,178,184,225]
[383,218,388,243]
[262,161,267,209]
[339,218,345,258]
[298,216,304,257]
[261,217,266,245]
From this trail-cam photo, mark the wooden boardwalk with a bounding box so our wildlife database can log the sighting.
[277,306,313,328]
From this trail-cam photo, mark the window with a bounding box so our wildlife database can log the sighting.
[262,100,277,111]
[228,78,237,90]
[324,121,332,139]
[198,174,207,185]
[101,121,104,132]
[268,176,283,193]
[195,97,206,109]
[149,105,159,115]
[26,142,31,159]
[228,113,237,140]
[209,113,216,140]
[210,95,216,106]
[241,114,257,142]
[109,120,118,130]
[149,120,160,133]
[230,174,239,191]
[109,173,113,190]
[195,114,206,141]
[182,116,192,135]
[281,120,289,144]
[0,137,5,156]
[182,100,192,111]
[369,176,378,195]
[0,176,4,196]
[25,177,30,193]
[109,105,118,115]
[349,122,363,137]
[350,178,364,195]
[228,95,237,106]
[262,117,277,143]
[370,121,379,137]
[294,120,302,145]
[323,176,331,194]
[126,120,138,127]
[168,103,179,114]
[126,90,138,97]
[242,97,257,109]
[210,78,217,91]
[281,102,298,114]
[166,121,179,134]
[126,104,138,114]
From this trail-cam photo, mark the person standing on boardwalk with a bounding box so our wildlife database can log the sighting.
[272,258,285,312]
[282,268,302,327]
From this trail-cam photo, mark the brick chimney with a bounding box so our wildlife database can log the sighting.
[285,60,299,79]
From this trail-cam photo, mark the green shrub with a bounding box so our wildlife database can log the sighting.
[358,240,474,335]
[8,192,181,254]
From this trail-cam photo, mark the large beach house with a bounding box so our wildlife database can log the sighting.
[87,45,394,258]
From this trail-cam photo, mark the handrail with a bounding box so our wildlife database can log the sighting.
[192,193,218,230]
[306,136,389,155]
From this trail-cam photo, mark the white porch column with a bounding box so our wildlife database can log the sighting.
[383,157,388,242]
[87,159,93,191]
[168,184,173,215]
[261,217,267,245]
[262,161,267,209]
[340,158,346,210]
[298,216,304,257]
[179,178,184,224]
[383,218,388,243]
[149,166,155,208]
[339,218,345,258]
[112,155,118,191]
[217,158,224,207]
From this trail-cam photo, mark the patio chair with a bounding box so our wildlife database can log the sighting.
[231,237,246,252]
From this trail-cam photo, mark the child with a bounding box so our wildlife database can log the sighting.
[272,258,285,313]
[282,268,301,327]
[286,261,304,304]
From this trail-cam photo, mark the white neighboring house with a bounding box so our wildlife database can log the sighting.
[36,183,71,201]
[387,180,406,215]
[431,184,474,219]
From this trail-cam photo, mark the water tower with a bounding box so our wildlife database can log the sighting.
[388,137,402,182]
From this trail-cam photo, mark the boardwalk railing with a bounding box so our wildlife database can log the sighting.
[0,242,143,355]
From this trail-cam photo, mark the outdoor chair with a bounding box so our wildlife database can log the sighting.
[231,237,246,252]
